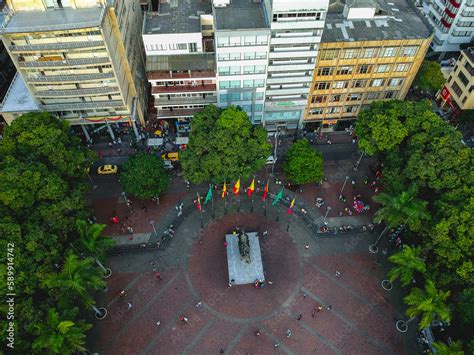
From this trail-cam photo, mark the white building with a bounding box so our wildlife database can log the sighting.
[264,0,328,131]
[422,0,474,53]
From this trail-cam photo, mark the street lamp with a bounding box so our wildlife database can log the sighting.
[86,172,97,189]
[93,305,108,320]
[369,225,389,253]
[271,131,278,175]
[354,152,364,171]
[340,176,349,195]
[149,220,157,236]
[323,206,331,225]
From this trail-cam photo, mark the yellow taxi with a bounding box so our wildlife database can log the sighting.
[162,152,179,161]
[97,165,118,175]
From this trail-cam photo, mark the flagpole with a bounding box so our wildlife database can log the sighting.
[211,184,215,219]
[264,195,267,216]
[199,207,204,228]
[237,176,241,213]
[251,176,255,213]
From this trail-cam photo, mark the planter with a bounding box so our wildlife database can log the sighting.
[381,279,393,291]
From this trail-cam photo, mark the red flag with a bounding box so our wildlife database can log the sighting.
[196,192,202,211]
[262,180,269,202]
[247,178,255,197]
[233,178,240,195]
[287,197,295,214]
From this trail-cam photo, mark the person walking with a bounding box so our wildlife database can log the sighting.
[179,316,189,323]
[297,314,302,321]
[155,271,162,280]
[126,302,133,310]
[286,329,292,338]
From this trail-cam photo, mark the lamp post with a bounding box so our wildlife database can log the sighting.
[323,206,331,225]
[149,220,157,236]
[369,225,389,254]
[86,172,97,189]
[354,152,365,171]
[271,131,278,175]
[340,176,349,195]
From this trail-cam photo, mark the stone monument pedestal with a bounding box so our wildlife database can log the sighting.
[226,232,264,285]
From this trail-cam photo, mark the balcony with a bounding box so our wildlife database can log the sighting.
[18,56,110,68]
[154,96,217,106]
[10,41,105,53]
[271,36,321,45]
[148,71,215,80]
[269,50,318,59]
[157,108,204,118]
[152,84,216,94]
[268,63,315,72]
[27,72,115,83]
[266,87,311,96]
[43,100,125,111]
[35,86,120,98]
[267,76,312,85]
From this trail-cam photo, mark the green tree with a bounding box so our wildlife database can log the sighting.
[32,308,91,354]
[372,185,430,232]
[75,220,115,276]
[413,60,445,93]
[388,245,426,287]
[43,253,105,309]
[455,288,474,328]
[432,340,464,355]
[181,105,271,183]
[120,153,170,199]
[283,139,323,185]
[403,280,451,330]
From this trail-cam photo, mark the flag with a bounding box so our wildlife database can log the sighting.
[204,185,213,204]
[196,192,202,211]
[222,181,227,199]
[287,197,296,214]
[272,188,284,206]
[247,178,255,197]
[233,178,240,195]
[262,180,269,202]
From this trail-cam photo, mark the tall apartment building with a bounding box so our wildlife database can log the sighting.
[422,0,474,53]
[213,0,270,125]
[305,0,432,124]
[0,0,146,142]
[437,46,474,111]
[142,0,216,133]
[264,0,328,131]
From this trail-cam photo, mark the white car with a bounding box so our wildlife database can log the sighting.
[266,156,277,165]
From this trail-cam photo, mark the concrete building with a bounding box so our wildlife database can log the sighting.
[305,0,433,125]
[264,0,328,131]
[422,0,474,54]
[0,0,147,142]
[437,46,474,112]
[213,0,270,125]
[142,0,216,134]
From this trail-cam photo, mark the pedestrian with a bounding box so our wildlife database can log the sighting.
[156,321,161,326]
[352,138,356,144]
[142,204,148,213]
[179,316,189,323]
[299,188,303,194]
[228,282,232,288]
[262,230,268,238]
[127,226,134,234]
[286,329,292,338]
[303,291,307,299]
[327,305,332,310]
[274,343,280,348]
[317,305,323,312]
[155,271,162,280]
[351,180,356,185]
[120,223,126,233]
[126,302,133,310]
[254,329,261,336]
[267,281,273,285]
[118,289,126,298]
[312,308,317,318]
[224,241,228,248]
[305,244,310,249]
[297,314,302,321]
[195,301,202,308]
[335,271,341,277]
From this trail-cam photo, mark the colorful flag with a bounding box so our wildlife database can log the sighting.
[262,180,269,202]
[196,192,202,211]
[233,178,240,195]
[204,185,213,204]
[287,197,296,214]
[247,178,255,197]
[272,188,284,206]
[222,181,227,199]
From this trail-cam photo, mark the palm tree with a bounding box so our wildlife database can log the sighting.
[387,245,426,287]
[43,252,105,309]
[370,185,430,253]
[75,220,115,278]
[396,279,451,332]
[32,308,92,354]
[432,340,464,355]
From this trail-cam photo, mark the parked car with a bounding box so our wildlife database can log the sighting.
[461,136,474,149]
[433,109,449,121]
[163,160,174,170]
[97,165,118,175]
[162,152,179,161]
[266,156,277,165]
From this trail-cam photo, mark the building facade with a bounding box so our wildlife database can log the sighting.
[0,0,147,142]
[264,0,328,131]
[422,0,474,53]
[305,0,433,124]
[437,46,474,111]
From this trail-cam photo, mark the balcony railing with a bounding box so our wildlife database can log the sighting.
[152,84,216,94]
[36,86,120,98]
[43,100,124,111]
[157,108,203,118]
[27,72,115,83]
[10,41,105,52]
[148,71,215,80]
[18,56,110,68]
[154,96,217,106]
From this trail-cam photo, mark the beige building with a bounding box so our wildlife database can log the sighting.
[437,47,474,112]
[305,0,433,125]
[0,0,147,142]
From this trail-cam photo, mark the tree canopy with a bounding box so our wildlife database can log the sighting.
[180,105,272,183]
[283,139,323,185]
[120,153,170,199]
[413,60,445,93]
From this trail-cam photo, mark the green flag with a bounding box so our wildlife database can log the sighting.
[272,188,284,206]
[204,185,213,204]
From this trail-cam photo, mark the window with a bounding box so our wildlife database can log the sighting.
[256,35,268,45]
[219,67,230,75]
[177,43,187,50]
[229,37,241,46]
[451,81,463,97]
[317,67,334,76]
[347,93,363,101]
[315,82,330,90]
[220,94,228,102]
[202,24,213,30]
[384,91,397,99]
[220,81,230,89]
[321,49,339,60]
[243,65,266,74]
[358,65,373,74]
[311,95,327,103]
[465,61,474,76]
[243,80,264,88]
[371,79,385,87]
[345,106,358,113]
[217,37,229,47]
[309,108,324,115]
[394,63,409,72]
[352,80,367,88]
[242,92,252,101]
[375,65,390,73]
[342,48,358,59]
[244,36,256,45]
[388,78,403,86]
[362,48,378,58]
[255,104,263,111]
[458,71,469,87]
[401,46,418,57]
[336,66,353,75]
[382,47,397,57]
[327,107,341,114]
[333,81,349,89]
[330,94,343,102]
[366,92,379,100]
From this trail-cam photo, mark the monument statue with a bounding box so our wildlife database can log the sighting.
[238,230,251,264]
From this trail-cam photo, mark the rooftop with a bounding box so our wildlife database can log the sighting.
[143,0,212,34]
[323,0,432,42]
[1,6,105,34]
[1,73,39,113]
[214,0,268,31]
[146,53,215,72]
